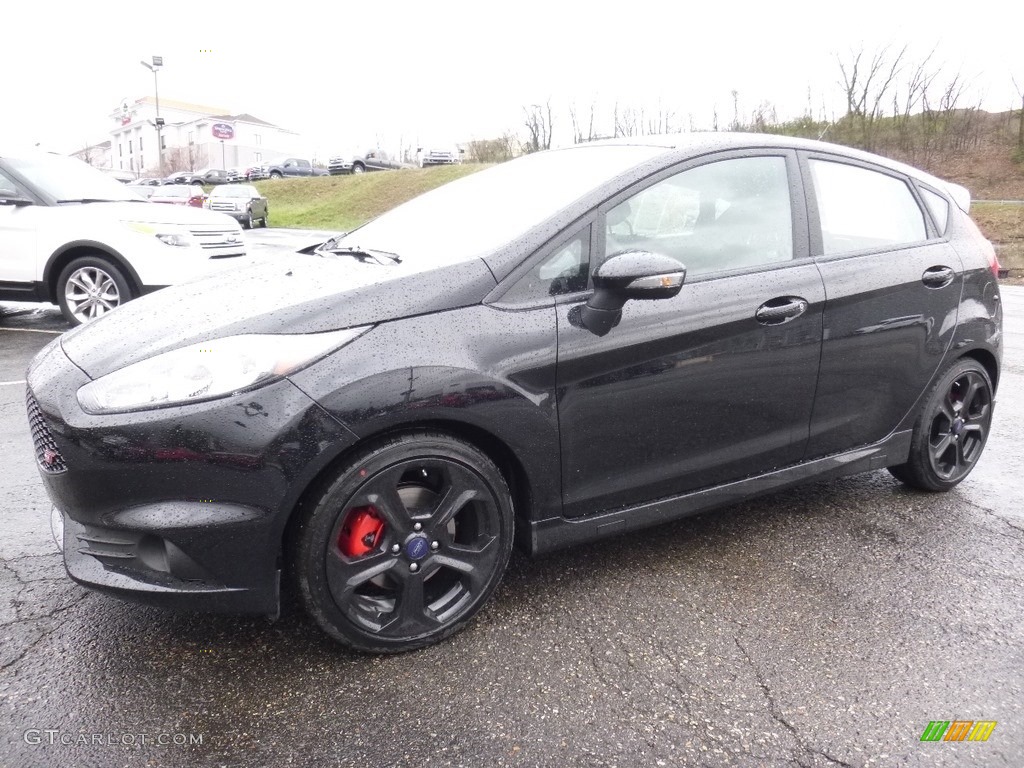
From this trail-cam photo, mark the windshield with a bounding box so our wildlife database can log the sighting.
[212,185,257,198]
[5,152,140,203]
[338,144,668,264]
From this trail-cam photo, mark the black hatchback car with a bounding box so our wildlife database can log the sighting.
[27,134,1002,653]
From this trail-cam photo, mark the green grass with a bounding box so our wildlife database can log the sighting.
[253,165,489,231]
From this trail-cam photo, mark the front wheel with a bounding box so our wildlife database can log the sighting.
[888,358,994,491]
[270,171,283,179]
[291,433,514,653]
[56,255,134,325]
[351,163,365,175]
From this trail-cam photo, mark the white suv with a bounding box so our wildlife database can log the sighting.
[0,150,248,325]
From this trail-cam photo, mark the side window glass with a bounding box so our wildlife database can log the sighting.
[502,228,590,303]
[810,160,926,255]
[920,187,950,235]
[0,170,20,197]
[603,156,792,278]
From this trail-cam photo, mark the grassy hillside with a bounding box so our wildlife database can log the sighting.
[255,165,488,231]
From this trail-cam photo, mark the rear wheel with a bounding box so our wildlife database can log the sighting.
[888,358,994,491]
[291,433,514,653]
[56,255,134,325]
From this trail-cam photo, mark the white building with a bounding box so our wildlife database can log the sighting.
[109,97,303,177]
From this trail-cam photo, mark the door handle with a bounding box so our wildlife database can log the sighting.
[922,265,955,288]
[755,297,809,325]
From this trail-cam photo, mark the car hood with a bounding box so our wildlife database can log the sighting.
[70,201,236,226]
[61,252,497,378]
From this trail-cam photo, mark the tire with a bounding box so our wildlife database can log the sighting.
[888,358,994,491]
[351,163,365,175]
[56,255,134,326]
[243,210,253,229]
[261,210,269,228]
[270,171,283,179]
[291,432,514,653]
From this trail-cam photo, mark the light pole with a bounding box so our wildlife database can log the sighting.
[140,56,164,176]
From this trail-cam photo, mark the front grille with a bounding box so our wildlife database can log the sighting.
[26,390,67,473]
[188,227,247,253]
[210,201,238,212]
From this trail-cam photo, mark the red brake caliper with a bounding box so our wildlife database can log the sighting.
[338,506,386,557]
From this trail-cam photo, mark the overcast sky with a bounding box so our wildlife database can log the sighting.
[2,0,1019,158]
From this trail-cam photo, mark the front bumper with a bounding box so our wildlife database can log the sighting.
[27,341,359,615]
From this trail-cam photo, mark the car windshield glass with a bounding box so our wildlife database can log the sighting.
[7,152,139,202]
[338,144,669,265]
[213,186,256,198]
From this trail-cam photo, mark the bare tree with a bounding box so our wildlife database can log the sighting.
[522,101,553,153]
[569,101,598,144]
[1012,75,1024,149]
[836,44,908,149]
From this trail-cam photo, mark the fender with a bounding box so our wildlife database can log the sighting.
[43,239,146,299]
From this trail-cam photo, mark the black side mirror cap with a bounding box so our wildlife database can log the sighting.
[579,251,685,336]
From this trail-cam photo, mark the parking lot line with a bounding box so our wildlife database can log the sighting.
[0,327,62,335]
[0,380,26,386]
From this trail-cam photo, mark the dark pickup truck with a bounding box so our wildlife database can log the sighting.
[253,158,328,180]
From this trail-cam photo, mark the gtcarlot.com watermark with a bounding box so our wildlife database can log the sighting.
[24,729,203,747]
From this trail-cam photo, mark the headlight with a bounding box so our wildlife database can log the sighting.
[77,327,370,414]
[123,221,195,247]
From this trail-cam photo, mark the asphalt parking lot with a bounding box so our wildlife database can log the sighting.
[0,246,1021,766]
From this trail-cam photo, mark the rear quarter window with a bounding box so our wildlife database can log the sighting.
[919,187,950,235]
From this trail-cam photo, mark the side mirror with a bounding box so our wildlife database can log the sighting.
[579,251,685,336]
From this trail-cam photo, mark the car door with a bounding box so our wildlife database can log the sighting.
[0,168,39,284]
[554,151,826,518]
[364,150,383,171]
[799,153,965,458]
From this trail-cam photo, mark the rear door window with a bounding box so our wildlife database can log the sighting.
[809,159,926,255]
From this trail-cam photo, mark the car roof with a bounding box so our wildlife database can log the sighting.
[569,132,970,210]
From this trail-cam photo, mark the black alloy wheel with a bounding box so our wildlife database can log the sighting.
[889,358,994,491]
[291,433,514,653]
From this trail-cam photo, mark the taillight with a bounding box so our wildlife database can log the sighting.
[987,243,1001,279]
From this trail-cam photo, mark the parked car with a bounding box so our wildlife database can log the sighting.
[126,184,157,199]
[0,148,247,325]
[163,171,193,185]
[189,168,229,185]
[417,146,464,167]
[205,184,268,228]
[26,134,1001,653]
[150,184,206,207]
[328,149,404,175]
[258,158,328,179]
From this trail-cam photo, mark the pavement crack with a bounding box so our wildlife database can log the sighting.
[735,636,857,768]
[0,589,89,670]
[965,500,1024,537]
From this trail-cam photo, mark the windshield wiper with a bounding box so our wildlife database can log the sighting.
[319,243,403,264]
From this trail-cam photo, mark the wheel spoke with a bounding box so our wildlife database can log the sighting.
[380,571,437,636]
[960,376,982,413]
[931,434,953,462]
[324,548,395,603]
[430,465,481,533]
[433,538,498,592]
[360,465,414,531]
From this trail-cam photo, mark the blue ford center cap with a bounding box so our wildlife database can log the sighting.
[406,537,429,560]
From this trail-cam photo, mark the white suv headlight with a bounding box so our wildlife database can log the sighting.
[123,221,195,247]
[77,327,369,414]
